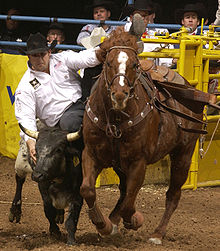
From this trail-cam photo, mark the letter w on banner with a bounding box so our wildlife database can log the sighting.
[0,53,28,158]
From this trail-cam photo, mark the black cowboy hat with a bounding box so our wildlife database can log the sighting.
[174,3,207,24]
[24,32,57,55]
[123,0,156,16]
[48,22,64,32]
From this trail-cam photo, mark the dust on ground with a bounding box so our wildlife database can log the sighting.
[0,155,220,251]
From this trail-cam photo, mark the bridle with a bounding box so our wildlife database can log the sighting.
[103,45,141,94]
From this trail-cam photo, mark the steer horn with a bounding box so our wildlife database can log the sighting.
[19,123,39,139]
[66,130,81,142]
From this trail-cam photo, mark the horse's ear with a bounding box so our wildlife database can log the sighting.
[96,47,107,63]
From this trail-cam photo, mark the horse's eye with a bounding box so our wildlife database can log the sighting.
[106,62,111,67]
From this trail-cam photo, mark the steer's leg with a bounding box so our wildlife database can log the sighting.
[119,159,146,231]
[65,162,83,245]
[65,193,83,245]
[9,174,26,223]
[9,140,32,223]
[38,180,61,238]
[149,143,196,245]
[80,147,113,236]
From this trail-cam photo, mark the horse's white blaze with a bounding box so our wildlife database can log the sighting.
[117,51,128,87]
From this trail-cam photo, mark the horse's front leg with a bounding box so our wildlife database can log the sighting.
[80,147,114,235]
[119,159,146,231]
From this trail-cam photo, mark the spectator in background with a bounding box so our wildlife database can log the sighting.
[214,0,220,25]
[76,0,117,46]
[172,3,207,66]
[141,0,168,37]
[174,3,205,35]
[47,22,65,53]
[0,7,28,54]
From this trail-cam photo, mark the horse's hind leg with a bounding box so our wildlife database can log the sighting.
[149,144,196,245]
[109,167,127,226]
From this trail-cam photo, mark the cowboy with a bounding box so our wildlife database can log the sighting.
[76,0,117,46]
[14,32,101,163]
[174,3,207,35]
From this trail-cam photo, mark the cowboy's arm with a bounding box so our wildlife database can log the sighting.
[15,81,37,142]
[15,83,37,163]
[64,48,101,71]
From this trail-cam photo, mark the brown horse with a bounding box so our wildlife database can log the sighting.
[80,27,206,244]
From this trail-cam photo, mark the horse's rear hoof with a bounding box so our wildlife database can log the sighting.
[149,237,162,245]
[96,216,113,236]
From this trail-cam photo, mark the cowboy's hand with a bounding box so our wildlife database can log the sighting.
[26,139,36,165]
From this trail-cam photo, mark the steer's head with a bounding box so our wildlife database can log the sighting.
[19,124,81,183]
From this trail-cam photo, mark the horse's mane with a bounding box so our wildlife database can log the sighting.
[96,27,138,63]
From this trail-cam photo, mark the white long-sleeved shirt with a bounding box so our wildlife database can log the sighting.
[15,48,100,141]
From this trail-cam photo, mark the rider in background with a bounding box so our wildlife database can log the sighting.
[123,0,173,67]
[76,0,117,46]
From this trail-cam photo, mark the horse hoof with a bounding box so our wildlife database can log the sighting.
[149,237,162,245]
[131,211,144,230]
[110,224,119,235]
[96,216,113,236]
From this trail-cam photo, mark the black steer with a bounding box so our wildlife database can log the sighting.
[21,125,83,245]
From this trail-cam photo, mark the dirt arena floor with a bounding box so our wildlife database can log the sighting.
[1,155,220,251]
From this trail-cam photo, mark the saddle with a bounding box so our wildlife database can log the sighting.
[139,59,217,108]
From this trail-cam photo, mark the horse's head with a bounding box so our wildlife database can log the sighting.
[97,28,139,111]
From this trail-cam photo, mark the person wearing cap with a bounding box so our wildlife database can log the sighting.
[14,32,101,163]
[76,0,117,46]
